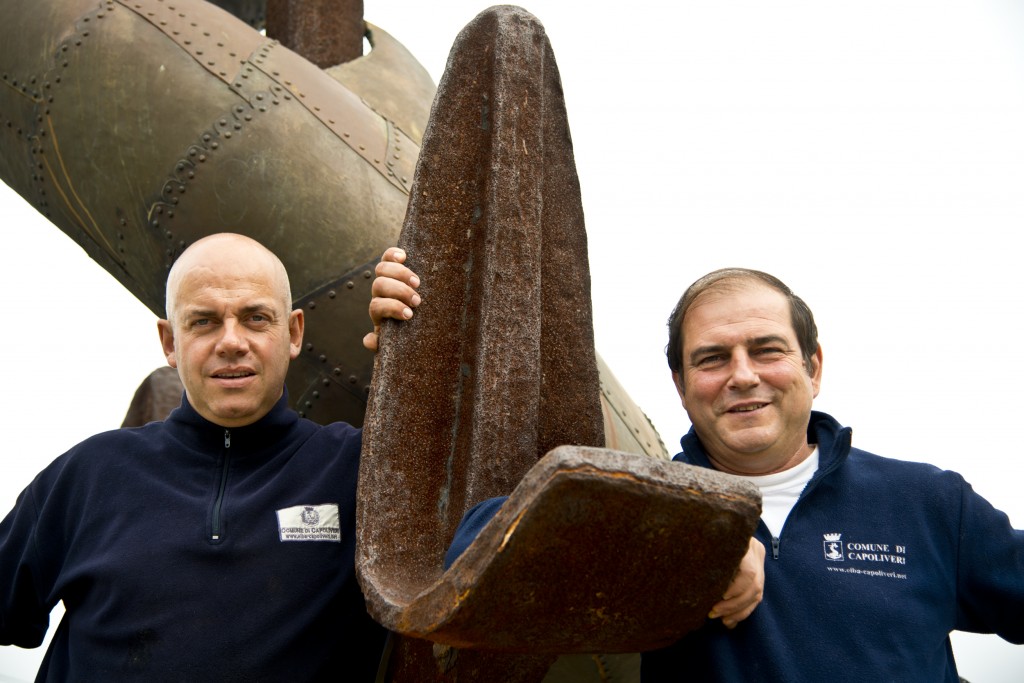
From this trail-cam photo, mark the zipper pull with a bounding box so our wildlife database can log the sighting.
[771,536,781,560]
[224,429,231,449]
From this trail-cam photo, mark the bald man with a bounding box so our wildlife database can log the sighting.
[1,234,386,681]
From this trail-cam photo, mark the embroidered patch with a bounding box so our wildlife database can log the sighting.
[276,503,341,542]
[823,532,845,561]
[822,530,909,580]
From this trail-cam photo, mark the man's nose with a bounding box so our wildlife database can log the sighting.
[216,319,249,355]
[728,352,760,389]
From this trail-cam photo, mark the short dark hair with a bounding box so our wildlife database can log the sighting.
[666,268,819,375]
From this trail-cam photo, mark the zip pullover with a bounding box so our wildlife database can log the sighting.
[0,393,385,681]
[642,411,1024,682]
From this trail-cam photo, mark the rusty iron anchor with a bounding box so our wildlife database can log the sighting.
[358,6,761,681]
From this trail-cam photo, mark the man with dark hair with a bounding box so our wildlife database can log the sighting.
[646,266,1024,681]
[665,267,820,379]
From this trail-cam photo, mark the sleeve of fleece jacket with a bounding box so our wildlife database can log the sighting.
[443,497,507,569]
[955,477,1024,643]
[0,464,60,648]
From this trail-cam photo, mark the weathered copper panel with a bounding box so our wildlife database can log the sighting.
[598,355,667,458]
[326,24,435,147]
[0,0,435,427]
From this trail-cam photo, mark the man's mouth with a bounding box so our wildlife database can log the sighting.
[213,370,255,379]
[730,403,766,413]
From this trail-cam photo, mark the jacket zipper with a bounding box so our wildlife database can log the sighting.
[211,429,231,541]
[766,444,847,560]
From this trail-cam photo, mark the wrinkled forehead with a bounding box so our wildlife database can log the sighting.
[690,277,784,309]
[167,240,291,318]
[695,275,779,301]
[178,269,283,304]
[684,281,795,341]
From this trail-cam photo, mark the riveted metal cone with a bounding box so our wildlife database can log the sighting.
[0,0,435,428]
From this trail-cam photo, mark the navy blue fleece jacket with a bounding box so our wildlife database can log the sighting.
[0,392,385,681]
[642,411,1024,682]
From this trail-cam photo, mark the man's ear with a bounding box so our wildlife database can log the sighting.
[809,344,823,398]
[157,319,177,368]
[288,309,305,360]
[671,371,686,408]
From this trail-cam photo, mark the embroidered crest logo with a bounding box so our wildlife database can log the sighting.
[301,506,320,526]
[276,503,341,542]
[823,532,844,561]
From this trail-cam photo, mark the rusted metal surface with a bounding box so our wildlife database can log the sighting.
[431,447,759,651]
[358,2,760,675]
[0,0,433,428]
[266,0,364,68]
[120,366,184,427]
[359,1,602,616]
[381,638,554,683]
[359,6,599,678]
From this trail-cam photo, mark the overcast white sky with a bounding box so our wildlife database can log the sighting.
[2,0,1024,679]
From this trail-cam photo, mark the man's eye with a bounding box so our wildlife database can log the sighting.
[695,355,724,367]
[193,319,210,327]
[250,314,268,323]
